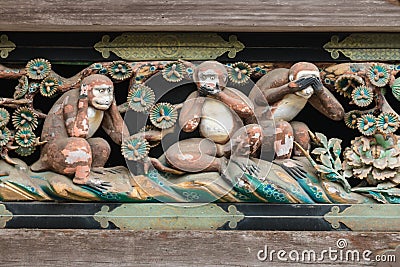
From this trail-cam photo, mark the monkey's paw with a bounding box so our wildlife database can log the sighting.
[85,177,112,192]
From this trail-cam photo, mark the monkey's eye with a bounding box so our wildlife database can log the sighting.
[210,75,215,80]
[99,89,105,93]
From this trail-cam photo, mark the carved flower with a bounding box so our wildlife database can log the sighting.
[149,102,178,129]
[25,58,51,80]
[0,108,10,128]
[28,82,40,94]
[12,107,38,130]
[344,110,362,129]
[367,63,390,87]
[357,114,376,136]
[376,112,399,134]
[15,145,36,157]
[334,74,364,98]
[351,86,373,107]
[127,84,155,112]
[0,127,10,147]
[15,128,36,147]
[108,61,133,81]
[162,62,184,82]
[91,63,108,75]
[228,62,253,84]
[121,136,150,161]
[14,75,29,99]
[40,77,59,97]
[343,134,400,186]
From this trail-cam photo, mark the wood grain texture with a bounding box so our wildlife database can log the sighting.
[0,0,399,32]
[0,230,399,266]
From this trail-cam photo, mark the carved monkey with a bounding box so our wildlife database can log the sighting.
[152,61,263,176]
[248,62,344,159]
[31,74,127,189]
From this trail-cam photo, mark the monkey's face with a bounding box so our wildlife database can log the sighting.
[194,61,228,94]
[89,83,114,111]
[198,69,220,92]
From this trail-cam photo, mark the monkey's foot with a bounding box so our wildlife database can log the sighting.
[273,159,307,181]
[231,157,261,177]
[84,177,112,192]
[150,157,186,175]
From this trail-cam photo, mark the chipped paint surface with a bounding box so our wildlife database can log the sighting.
[275,134,294,157]
[62,148,91,164]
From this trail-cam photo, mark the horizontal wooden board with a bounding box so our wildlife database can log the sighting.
[0,230,399,266]
[0,0,399,32]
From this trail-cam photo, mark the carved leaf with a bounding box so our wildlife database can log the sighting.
[315,132,328,148]
[372,168,396,180]
[314,164,333,174]
[334,157,342,172]
[328,138,342,158]
[311,147,328,155]
[320,154,333,169]
[377,181,398,190]
[353,166,372,179]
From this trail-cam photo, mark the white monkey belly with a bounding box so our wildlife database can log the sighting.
[87,106,104,138]
[271,94,308,122]
[200,98,235,144]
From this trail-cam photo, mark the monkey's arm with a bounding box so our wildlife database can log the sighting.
[215,87,254,118]
[102,100,129,145]
[308,81,344,121]
[64,91,90,138]
[262,77,315,104]
[179,91,205,132]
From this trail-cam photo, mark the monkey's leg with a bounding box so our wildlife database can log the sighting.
[290,121,311,157]
[164,138,224,173]
[274,120,294,159]
[42,137,93,185]
[87,137,111,167]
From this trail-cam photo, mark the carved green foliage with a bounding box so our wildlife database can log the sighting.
[343,134,400,192]
[302,132,351,193]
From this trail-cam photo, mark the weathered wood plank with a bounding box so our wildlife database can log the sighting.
[0,0,399,32]
[0,230,398,266]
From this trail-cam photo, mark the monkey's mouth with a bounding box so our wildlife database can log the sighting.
[94,100,111,109]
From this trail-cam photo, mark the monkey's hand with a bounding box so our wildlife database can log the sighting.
[311,77,324,93]
[79,84,89,98]
[198,83,221,96]
[289,76,316,92]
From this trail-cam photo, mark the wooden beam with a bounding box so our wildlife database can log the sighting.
[0,230,399,266]
[0,0,399,32]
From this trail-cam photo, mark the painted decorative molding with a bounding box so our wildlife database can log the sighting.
[94,204,244,230]
[0,35,16,59]
[324,205,400,231]
[94,33,245,60]
[323,34,400,60]
[0,204,12,228]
